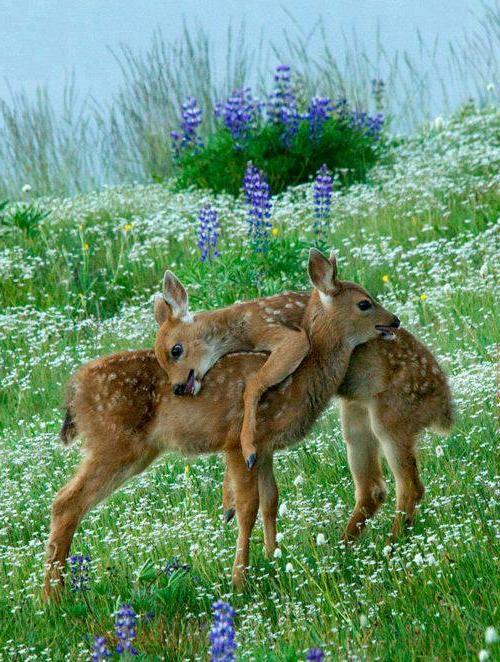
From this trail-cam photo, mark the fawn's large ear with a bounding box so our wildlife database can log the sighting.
[308,248,339,294]
[160,270,192,322]
[154,295,170,326]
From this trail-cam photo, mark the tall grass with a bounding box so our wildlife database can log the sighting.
[0,5,498,199]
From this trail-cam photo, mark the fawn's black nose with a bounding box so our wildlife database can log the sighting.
[391,316,401,328]
[173,383,185,396]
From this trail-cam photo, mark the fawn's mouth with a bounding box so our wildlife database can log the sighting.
[183,369,200,395]
[375,325,397,341]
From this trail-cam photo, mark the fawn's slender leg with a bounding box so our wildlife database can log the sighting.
[43,445,158,601]
[258,454,278,557]
[370,404,424,539]
[226,449,259,589]
[241,327,309,468]
[222,462,235,523]
[340,400,387,540]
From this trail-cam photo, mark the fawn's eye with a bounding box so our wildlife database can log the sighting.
[171,343,183,359]
[357,300,372,311]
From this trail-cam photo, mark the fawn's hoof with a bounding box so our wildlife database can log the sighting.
[224,507,236,523]
[246,453,257,470]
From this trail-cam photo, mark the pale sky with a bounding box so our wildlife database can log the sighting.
[0,0,486,105]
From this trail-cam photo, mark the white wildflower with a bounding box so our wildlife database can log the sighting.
[316,533,327,546]
[414,553,424,565]
[478,650,489,661]
[293,474,304,487]
[276,532,284,543]
[21,184,32,194]
[486,83,495,92]
[479,263,488,279]
[443,283,452,296]
[485,627,498,644]
[435,445,444,457]
[432,116,444,129]
[285,562,294,573]
[278,502,287,517]
[273,548,282,559]
[360,614,369,628]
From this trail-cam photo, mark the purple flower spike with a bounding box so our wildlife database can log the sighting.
[172,97,203,155]
[91,637,111,661]
[243,163,272,253]
[210,600,237,662]
[308,97,333,142]
[197,204,221,262]
[115,604,138,656]
[267,64,299,144]
[69,553,91,592]
[306,648,325,661]
[313,164,333,238]
[215,87,261,145]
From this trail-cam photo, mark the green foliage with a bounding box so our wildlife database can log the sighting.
[0,201,49,238]
[175,117,384,195]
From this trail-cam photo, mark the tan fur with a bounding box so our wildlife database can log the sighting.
[154,270,310,467]
[43,250,452,600]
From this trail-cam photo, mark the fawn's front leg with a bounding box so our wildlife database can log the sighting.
[241,327,309,469]
[225,449,259,589]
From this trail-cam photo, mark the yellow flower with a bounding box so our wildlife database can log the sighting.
[184,465,190,476]
[83,243,90,251]
[78,224,84,231]
[382,274,390,283]
[123,223,133,232]
[420,293,428,301]
[271,227,279,237]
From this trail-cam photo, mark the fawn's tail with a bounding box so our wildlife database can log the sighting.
[59,408,77,445]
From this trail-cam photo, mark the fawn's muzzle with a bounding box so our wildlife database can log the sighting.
[391,316,401,328]
[172,369,197,396]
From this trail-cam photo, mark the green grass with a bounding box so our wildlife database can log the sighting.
[0,107,498,660]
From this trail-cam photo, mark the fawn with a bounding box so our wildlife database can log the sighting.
[44,249,452,600]
[154,270,310,469]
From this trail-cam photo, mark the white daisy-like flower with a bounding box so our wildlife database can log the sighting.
[273,548,282,559]
[316,533,327,546]
[293,474,304,487]
[485,627,498,644]
[22,184,32,194]
[435,445,444,457]
[285,562,293,573]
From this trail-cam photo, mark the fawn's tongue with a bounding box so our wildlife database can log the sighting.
[185,370,196,394]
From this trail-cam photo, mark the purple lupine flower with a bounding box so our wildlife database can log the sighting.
[215,87,261,145]
[371,78,385,112]
[197,205,221,262]
[171,97,203,155]
[69,553,91,592]
[91,637,111,661]
[267,64,299,144]
[165,556,191,577]
[306,648,325,661]
[313,164,333,238]
[243,163,272,253]
[308,96,333,141]
[115,604,138,656]
[209,600,237,662]
[349,110,384,140]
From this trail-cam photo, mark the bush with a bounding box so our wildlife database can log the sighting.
[170,65,385,195]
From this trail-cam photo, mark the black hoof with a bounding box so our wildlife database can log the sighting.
[224,508,236,523]
[246,453,257,470]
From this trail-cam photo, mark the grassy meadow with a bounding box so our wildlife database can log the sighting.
[0,105,498,660]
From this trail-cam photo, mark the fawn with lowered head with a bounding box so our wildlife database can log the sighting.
[44,249,452,600]
[154,269,310,469]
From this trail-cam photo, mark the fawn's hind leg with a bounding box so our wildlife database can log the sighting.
[241,327,309,469]
[222,462,236,523]
[340,400,387,540]
[370,403,424,539]
[225,449,259,589]
[258,454,278,557]
[43,444,158,601]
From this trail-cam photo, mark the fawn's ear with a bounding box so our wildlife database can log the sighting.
[161,270,192,322]
[308,248,339,294]
[154,295,171,326]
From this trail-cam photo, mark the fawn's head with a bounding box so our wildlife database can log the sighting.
[308,248,400,345]
[154,270,214,396]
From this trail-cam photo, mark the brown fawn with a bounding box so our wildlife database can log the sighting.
[154,269,310,470]
[44,249,453,600]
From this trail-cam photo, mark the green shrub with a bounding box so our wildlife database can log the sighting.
[170,65,385,195]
